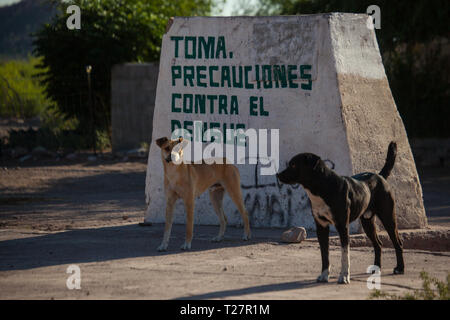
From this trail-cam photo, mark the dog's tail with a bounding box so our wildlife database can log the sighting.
[379,141,397,179]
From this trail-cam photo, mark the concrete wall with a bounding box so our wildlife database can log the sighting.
[144,14,427,232]
[329,14,427,229]
[410,138,450,167]
[111,63,159,152]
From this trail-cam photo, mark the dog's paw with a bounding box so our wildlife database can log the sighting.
[393,266,404,275]
[180,242,191,250]
[371,267,381,274]
[338,273,351,284]
[211,235,224,242]
[157,243,168,252]
[316,270,329,283]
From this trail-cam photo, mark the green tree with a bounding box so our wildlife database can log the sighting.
[254,0,450,137]
[33,0,212,147]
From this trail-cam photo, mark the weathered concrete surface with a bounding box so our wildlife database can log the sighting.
[144,14,426,231]
[111,63,159,152]
[145,15,354,231]
[331,14,427,229]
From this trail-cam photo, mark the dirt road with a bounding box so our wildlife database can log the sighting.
[0,159,449,299]
[0,223,449,300]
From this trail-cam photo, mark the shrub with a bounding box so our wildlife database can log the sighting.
[0,56,54,118]
[369,271,450,300]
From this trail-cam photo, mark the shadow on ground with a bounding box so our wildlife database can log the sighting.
[0,223,296,272]
[174,272,417,299]
[175,280,321,299]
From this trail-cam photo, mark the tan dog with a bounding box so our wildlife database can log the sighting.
[155,137,251,251]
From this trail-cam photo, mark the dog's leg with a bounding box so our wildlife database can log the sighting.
[386,226,404,274]
[336,224,350,284]
[315,220,330,283]
[209,187,227,242]
[229,191,251,240]
[361,216,382,270]
[223,179,251,241]
[181,197,195,250]
[157,192,177,252]
[376,194,404,274]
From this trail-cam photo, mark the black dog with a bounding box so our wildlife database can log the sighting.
[277,142,404,284]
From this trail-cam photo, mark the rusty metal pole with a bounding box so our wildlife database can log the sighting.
[86,65,96,154]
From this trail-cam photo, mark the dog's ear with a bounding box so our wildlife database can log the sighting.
[156,137,169,148]
[312,158,324,172]
[312,159,320,171]
[307,154,321,170]
[174,136,189,151]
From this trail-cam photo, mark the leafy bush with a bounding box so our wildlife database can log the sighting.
[369,271,450,300]
[0,56,55,118]
[386,42,450,137]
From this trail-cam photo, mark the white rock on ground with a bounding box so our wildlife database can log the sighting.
[281,226,307,243]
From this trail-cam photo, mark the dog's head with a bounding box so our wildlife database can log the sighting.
[276,153,325,185]
[155,136,186,164]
